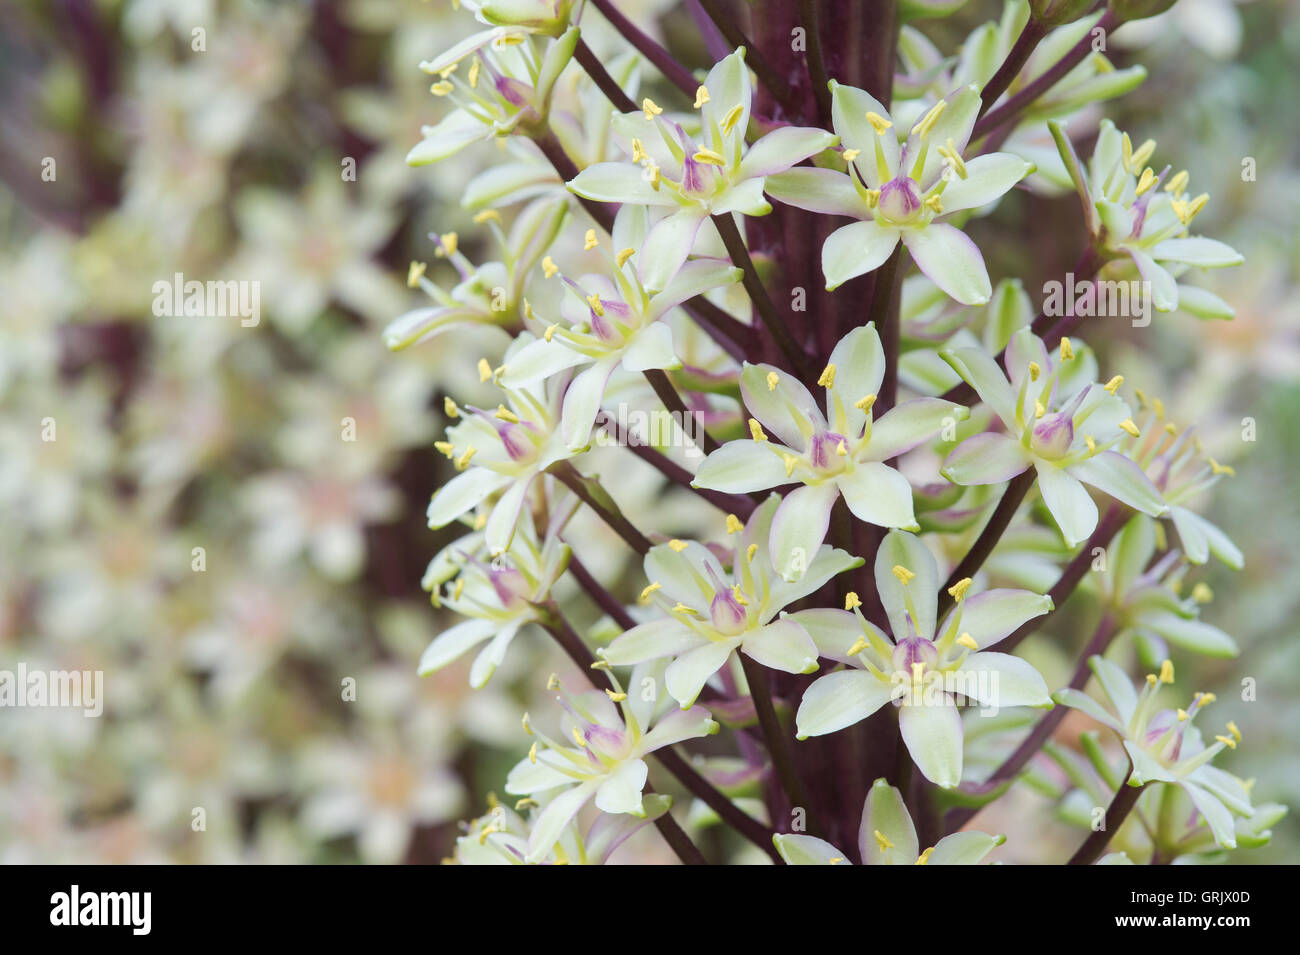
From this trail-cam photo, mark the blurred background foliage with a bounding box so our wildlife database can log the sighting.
[0,0,1294,862]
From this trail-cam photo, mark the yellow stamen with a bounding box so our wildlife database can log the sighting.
[542,256,559,278]
[947,578,973,603]
[726,514,744,535]
[583,229,598,251]
[1028,361,1041,381]
[521,713,533,735]
[766,371,780,391]
[434,440,454,458]
[1119,418,1140,437]
[1059,338,1074,361]
[693,148,726,166]
[670,602,698,616]
[782,453,799,477]
[407,261,427,287]
[746,543,758,563]
[855,393,877,412]
[639,582,662,603]
[605,689,627,702]
[835,440,847,456]
[873,829,894,851]
[586,292,604,316]
[721,103,745,134]
[1135,167,1157,196]
[845,637,869,656]
[911,100,946,138]
[444,397,460,418]
[631,139,648,163]
[494,404,518,423]
[642,98,663,120]
[891,564,915,585]
[473,209,500,224]
[1215,734,1236,750]
[668,539,688,553]
[864,188,880,208]
[841,148,860,163]
[439,232,458,257]
[1164,170,1189,196]
[1085,434,1097,453]
[818,363,837,388]
[916,847,935,865]
[924,195,943,214]
[865,111,893,136]
[477,358,493,382]
[844,592,862,611]
[1104,375,1123,394]
[430,79,453,96]
[544,323,558,342]
[1159,660,1174,684]
[616,247,636,268]
[528,742,538,764]
[1034,399,1046,419]
[693,85,710,109]
[1227,721,1241,742]
[455,446,477,470]
[732,585,749,606]
[1177,708,1188,721]
[956,633,978,650]
[468,56,481,89]
[749,418,768,442]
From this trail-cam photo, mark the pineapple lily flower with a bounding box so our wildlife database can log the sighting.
[941,327,1168,547]
[693,323,968,582]
[426,333,577,554]
[774,777,1005,864]
[599,495,862,707]
[793,529,1054,787]
[1052,119,1243,313]
[1092,515,1238,659]
[406,24,578,166]
[1115,393,1243,568]
[501,207,741,448]
[1054,656,1253,848]
[451,791,672,865]
[384,197,568,350]
[504,665,718,863]
[568,48,838,291]
[417,507,573,687]
[765,81,1033,304]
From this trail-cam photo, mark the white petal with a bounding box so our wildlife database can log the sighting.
[742,618,819,674]
[765,167,866,217]
[903,223,992,306]
[768,482,839,582]
[417,618,497,676]
[956,651,1052,708]
[859,777,920,864]
[427,469,512,528]
[823,220,900,291]
[692,440,788,493]
[899,697,963,788]
[1069,450,1167,517]
[1035,462,1098,547]
[664,640,736,707]
[568,161,677,205]
[941,432,1030,485]
[838,462,918,530]
[594,759,649,815]
[795,670,893,739]
[621,322,679,373]
[939,153,1033,213]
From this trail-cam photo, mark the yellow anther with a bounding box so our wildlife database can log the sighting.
[1153,397,1165,419]
[591,659,612,671]
[639,582,662,603]
[514,797,537,811]
[855,393,877,412]
[873,829,894,851]
[1227,721,1241,742]
[1208,457,1235,476]
[746,543,758,563]
[1135,167,1157,196]
[1200,692,1217,704]
[438,232,458,257]
[1164,170,1189,196]
[1119,418,1140,437]
[947,578,973,603]
[586,292,604,316]
[864,188,880,209]
[1215,734,1237,750]
[835,440,847,456]
[782,453,799,477]
[670,602,698,616]
[1104,375,1123,394]
[1192,582,1213,604]
[455,446,477,470]
[522,713,533,735]
[916,847,935,865]
[444,397,460,418]
[477,358,493,382]
[1129,138,1156,172]
[646,161,661,190]
[407,261,427,287]
[642,98,663,120]
[473,209,501,224]
[468,56,481,89]
[891,564,916,586]
[1034,399,1046,419]
[766,371,780,391]
[1177,708,1188,722]
[1085,434,1097,453]
[721,103,745,134]
[732,585,748,606]
[528,742,538,764]
[631,139,648,163]
[544,323,559,342]
[818,363,837,388]
[1145,673,1158,686]
[572,727,587,748]
[845,637,869,657]
[434,440,455,458]
[939,138,967,179]
[693,85,710,109]
[583,229,598,251]
[693,148,726,165]
[496,33,526,46]
[1060,338,1074,361]
[1185,192,1209,221]
[1159,660,1174,684]
[616,247,636,268]
[605,689,627,702]
[956,633,978,650]
[524,301,534,322]
[452,577,465,601]
[725,514,745,535]
[911,99,946,138]
[924,194,943,214]
[749,418,768,442]
[494,404,518,423]
[828,857,846,865]
[841,148,860,163]
[1028,361,1041,381]
[542,256,559,278]
[668,539,688,552]
[430,79,454,96]
[474,512,486,530]
[1165,422,1178,435]
[845,592,862,611]
[865,111,893,135]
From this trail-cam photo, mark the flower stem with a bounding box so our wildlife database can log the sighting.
[797,0,832,125]
[866,245,905,414]
[936,468,1038,619]
[697,0,793,105]
[589,0,699,97]
[548,461,652,555]
[1067,770,1144,865]
[712,212,818,384]
[738,653,823,839]
[643,369,722,455]
[573,38,638,114]
[976,18,1049,119]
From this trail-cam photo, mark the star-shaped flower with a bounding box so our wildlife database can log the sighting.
[793,529,1053,788]
[765,81,1033,304]
[693,323,967,581]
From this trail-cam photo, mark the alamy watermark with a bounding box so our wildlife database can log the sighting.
[1043,273,1152,328]
[152,272,260,327]
[594,404,706,458]
[0,663,103,717]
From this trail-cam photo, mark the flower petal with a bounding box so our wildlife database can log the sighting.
[742,618,820,674]
[927,830,1005,865]
[427,469,513,528]
[1127,248,1178,312]
[875,529,940,642]
[956,651,1053,708]
[692,440,788,494]
[594,758,649,815]
[938,153,1033,214]
[561,357,619,448]
[621,322,679,373]
[941,432,1030,485]
[639,208,708,292]
[903,222,992,306]
[838,461,919,530]
[1035,462,1098,547]
[601,617,701,666]
[1069,450,1167,518]
[665,639,737,707]
[406,110,489,165]
[568,161,677,205]
[823,220,901,291]
[768,482,839,582]
[795,670,893,739]
[773,833,849,865]
[740,362,822,450]
[829,81,899,188]
[738,126,838,179]
[944,588,1053,649]
[418,618,498,676]
[899,696,964,788]
[867,398,968,461]
[765,167,866,217]
[1151,237,1243,269]
[859,777,920,864]
[940,346,1018,428]
[525,782,597,863]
